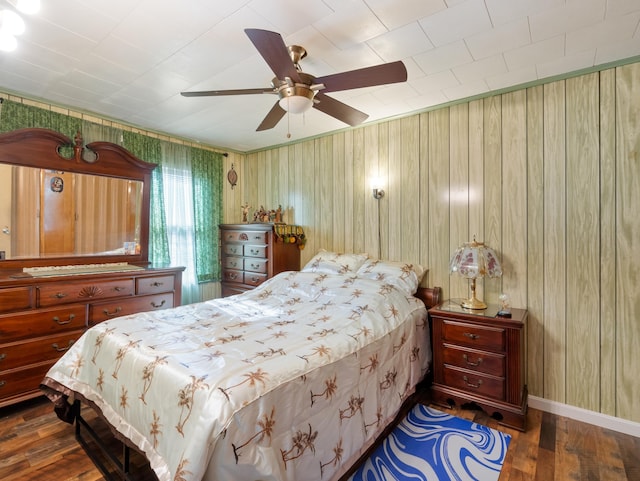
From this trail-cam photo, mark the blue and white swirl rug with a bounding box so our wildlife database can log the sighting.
[348,404,511,481]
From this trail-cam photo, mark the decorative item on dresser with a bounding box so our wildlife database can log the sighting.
[429,299,528,431]
[0,127,185,408]
[219,223,302,297]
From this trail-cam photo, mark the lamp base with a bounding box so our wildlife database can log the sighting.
[461,297,487,310]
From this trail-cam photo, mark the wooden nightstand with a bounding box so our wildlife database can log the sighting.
[429,299,528,431]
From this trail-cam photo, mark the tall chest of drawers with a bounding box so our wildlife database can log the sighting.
[220,224,301,297]
[429,299,528,431]
[0,266,183,408]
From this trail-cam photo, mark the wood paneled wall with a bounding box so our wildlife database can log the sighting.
[223,62,640,424]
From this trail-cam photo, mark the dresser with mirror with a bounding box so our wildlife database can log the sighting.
[0,128,184,407]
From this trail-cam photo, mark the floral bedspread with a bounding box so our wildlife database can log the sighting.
[42,271,430,481]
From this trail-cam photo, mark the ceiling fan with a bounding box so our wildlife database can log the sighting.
[181,28,408,132]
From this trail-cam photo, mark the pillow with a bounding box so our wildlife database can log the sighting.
[301,249,369,275]
[356,259,426,295]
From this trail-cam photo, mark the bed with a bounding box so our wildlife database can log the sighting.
[41,252,441,481]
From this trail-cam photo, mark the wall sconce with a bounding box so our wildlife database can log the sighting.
[372,187,385,199]
[370,177,385,199]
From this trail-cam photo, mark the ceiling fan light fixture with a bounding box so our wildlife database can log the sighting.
[0,9,25,35]
[0,30,17,51]
[15,0,40,15]
[278,85,314,114]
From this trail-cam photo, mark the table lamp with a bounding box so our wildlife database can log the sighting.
[449,238,502,310]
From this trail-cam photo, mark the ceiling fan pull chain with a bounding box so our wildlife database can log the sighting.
[286,97,292,138]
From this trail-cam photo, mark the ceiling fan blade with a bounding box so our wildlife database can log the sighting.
[181,88,275,97]
[256,101,287,131]
[313,92,368,126]
[314,61,407,93]
[244,28,301,82]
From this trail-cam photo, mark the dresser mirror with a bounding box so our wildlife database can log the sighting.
[0,128,155,269]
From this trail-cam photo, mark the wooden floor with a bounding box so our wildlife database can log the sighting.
[1,395,638,481]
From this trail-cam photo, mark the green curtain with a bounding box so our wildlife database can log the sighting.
[121,131,171,266]
[0,100,82,158]
[0,100,82,137]
[191,147,223,282]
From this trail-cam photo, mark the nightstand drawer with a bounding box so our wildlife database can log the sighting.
[443,366,504,400]
[442,320,505,352]
[442,344,505,376]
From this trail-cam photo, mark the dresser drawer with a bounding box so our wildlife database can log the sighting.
[442,344,505,376]
[244,272,268,287]
[223,244,244,256]
[38,278,135,307]
[222,269,243,284]
[443,366,505,400]
[89,292,174,325]
[442,320,505,352]
[223,256,244,270]
[0,304,87,341]
[0,362,55,404]
[0,287,34,314]
[0,332,82,371]
[223,230,267,243]
[245,244,267,258]
[137,275,175,295]
[221,284,250,297]
[245,257,268,273]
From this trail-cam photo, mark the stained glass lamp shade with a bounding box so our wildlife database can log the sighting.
[449,239,502,310]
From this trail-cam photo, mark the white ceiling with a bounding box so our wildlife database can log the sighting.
[1,0,639,152]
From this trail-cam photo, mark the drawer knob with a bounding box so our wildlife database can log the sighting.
[151,281,164,287]
[114,286,127,292]
[103,306,122,317]
[228,272,238,280]
[463,332,479,340]
[463,376,483,389]
[0,380,5,388]
[462,354,483,367]
[52,314,75,325]
[250,263,259,269]
[52,340,74,352]
[250,249,259,255]
[151,300,166,308]
[53,292,68,299]
[0,353,6,361]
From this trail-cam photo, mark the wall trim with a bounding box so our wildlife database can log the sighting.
[528,396,640,438]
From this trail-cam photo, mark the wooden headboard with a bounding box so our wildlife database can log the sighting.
[416,286,442,309]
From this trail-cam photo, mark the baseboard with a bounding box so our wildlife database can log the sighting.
[528,395,640,438]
